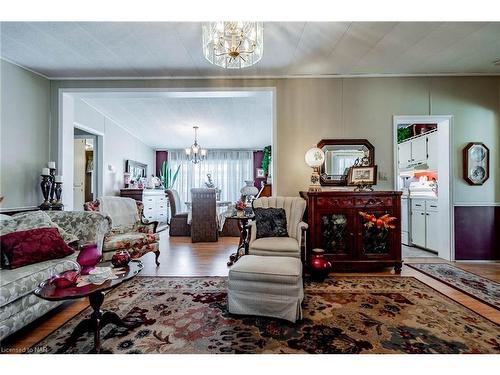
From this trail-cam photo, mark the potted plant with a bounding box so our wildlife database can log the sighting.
[159,161,181,190]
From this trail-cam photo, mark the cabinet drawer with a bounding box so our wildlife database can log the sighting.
[355,196,393,208]
[316,197,354,208]
[411,200,425,211]
[426,201,438,212]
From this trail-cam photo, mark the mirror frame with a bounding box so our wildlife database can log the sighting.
[317,139,375,186]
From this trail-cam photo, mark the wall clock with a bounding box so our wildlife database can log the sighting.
[463,142,489,185]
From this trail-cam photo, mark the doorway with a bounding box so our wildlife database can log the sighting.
[393,115,453,261]
[74,128,97,210]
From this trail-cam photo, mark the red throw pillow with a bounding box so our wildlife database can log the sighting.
[0,228,75,269]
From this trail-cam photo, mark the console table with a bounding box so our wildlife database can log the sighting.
[300,190,402,273]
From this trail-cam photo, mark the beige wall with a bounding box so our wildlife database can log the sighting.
[1,60,50,210]
[49,76,500,205]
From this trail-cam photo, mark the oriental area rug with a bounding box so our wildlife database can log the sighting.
[407,263,500,310]
[33,276,500,354]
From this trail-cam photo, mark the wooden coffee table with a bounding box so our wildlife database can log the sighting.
[34,260,143,353]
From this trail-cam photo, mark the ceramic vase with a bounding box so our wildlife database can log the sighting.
[77,242,102,275]
[309,248,333,281]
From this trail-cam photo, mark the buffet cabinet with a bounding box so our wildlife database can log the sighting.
[301,191,402,273]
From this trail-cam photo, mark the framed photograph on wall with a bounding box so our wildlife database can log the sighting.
[347,165,378,186]
[256,168,266,178]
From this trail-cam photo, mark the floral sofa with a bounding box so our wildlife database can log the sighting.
[0,210,110,340]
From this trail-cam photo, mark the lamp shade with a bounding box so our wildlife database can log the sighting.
[305,147,325,168]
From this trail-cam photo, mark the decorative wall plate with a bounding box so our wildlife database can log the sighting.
[463,142,489,185]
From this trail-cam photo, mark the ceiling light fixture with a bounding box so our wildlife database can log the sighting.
[202,22,263,69]
[185,126,207,164]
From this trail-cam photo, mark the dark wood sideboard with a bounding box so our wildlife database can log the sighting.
[300,190,402,273]
[120,188,144,201]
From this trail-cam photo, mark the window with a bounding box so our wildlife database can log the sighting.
[168,150,254,210]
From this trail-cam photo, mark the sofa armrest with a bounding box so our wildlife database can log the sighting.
[296,221,308,248]
[47,211,111,249]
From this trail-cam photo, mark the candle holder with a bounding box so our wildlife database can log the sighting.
[39,175,52,210]
[52,182,64,211]
[49,168,56,204]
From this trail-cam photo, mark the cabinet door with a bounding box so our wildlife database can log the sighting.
[425,211,439,251]
[411,136,427,165]
[357,209,395,259]
[411,210,426,248]
[398,141,412,168]
[318,209,354,259]
[426,132,438,170]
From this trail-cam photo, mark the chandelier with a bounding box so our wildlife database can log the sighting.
[202,22,264,69]
[185,126,207,164]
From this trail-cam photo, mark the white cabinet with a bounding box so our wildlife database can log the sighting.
[426,132,438,170]
[425,210,439,251]
[142,190,168,224]
[397,131,438,170]
[398,142,412,168]
[401,198,410,245]
[410,201,426,248]
[411,136,427,165]
[410,198,439,251]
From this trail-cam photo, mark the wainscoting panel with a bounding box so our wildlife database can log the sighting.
[454,205,499,260]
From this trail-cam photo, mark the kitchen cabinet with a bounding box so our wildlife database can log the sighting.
[426,132,438,170]
[401,197,409,245]
[410,198,439,251]
[397,130,438,169]
[398,141,412,168]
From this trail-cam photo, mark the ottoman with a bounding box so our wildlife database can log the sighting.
[228,255,303,323]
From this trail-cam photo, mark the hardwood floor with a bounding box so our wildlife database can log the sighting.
[2,231,499,352]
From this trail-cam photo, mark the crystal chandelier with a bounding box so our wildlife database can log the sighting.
[202,22,264,69]
[185,126,207,164]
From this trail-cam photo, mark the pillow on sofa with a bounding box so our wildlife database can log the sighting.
[254,207,289,239]
[0,211,79,245]
[0,227,75,269]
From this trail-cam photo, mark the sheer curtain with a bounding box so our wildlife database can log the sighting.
[168,150,254,211]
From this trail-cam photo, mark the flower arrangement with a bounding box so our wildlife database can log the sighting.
[235,199,246,211]
[359,211,397,230]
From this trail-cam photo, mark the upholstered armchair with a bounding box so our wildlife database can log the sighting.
[166,189,190,236]
[190,188,218,243]
[84,197,160,265]
[248,196,308,259]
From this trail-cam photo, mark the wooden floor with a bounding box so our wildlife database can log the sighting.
[2,231,499,352]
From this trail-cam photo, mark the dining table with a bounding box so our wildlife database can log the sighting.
[184,200,232,230]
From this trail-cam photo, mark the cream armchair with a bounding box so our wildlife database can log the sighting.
[248,196,308,259]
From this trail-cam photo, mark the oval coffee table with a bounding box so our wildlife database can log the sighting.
[34,260,143,353]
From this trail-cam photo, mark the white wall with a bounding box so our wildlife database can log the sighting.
[72,99,155,197]
[0,60,50,210]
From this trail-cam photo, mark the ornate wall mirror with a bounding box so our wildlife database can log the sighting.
[317,139,375,186]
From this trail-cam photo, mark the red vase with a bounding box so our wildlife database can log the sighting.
[111,250,131,267]
[76,242,102,275]
[309,248,333,281]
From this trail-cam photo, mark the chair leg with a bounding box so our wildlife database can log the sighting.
[154,250,160,266]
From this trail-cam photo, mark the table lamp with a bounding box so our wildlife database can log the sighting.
[305,145,325,191]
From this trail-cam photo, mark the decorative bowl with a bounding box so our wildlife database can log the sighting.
[111,250,131,267]
[49,260,81,288]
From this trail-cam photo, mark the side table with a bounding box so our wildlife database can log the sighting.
[225,213,255,266]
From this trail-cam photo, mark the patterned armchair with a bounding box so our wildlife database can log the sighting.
[190,188,218,243]
[84,198,160,266]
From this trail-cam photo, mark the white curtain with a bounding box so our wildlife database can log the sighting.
[168,150,254,211]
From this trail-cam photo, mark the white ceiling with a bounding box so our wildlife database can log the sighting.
[71,91,273,149]
[1,22,500,78]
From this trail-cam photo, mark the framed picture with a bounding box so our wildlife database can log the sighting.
[256,168,266,178]
[347,165,378,186]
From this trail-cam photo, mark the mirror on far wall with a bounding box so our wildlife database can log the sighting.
[317,139,375,186]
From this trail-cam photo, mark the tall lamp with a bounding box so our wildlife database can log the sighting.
[305,145,325,191]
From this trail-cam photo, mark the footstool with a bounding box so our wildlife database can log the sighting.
[227,255,303,323]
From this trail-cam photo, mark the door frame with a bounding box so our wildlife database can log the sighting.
[392,115,454,261]
[73,129,102,202]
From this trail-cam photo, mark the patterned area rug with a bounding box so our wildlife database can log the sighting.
[407,263,500,310]
[33,276,500,354]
